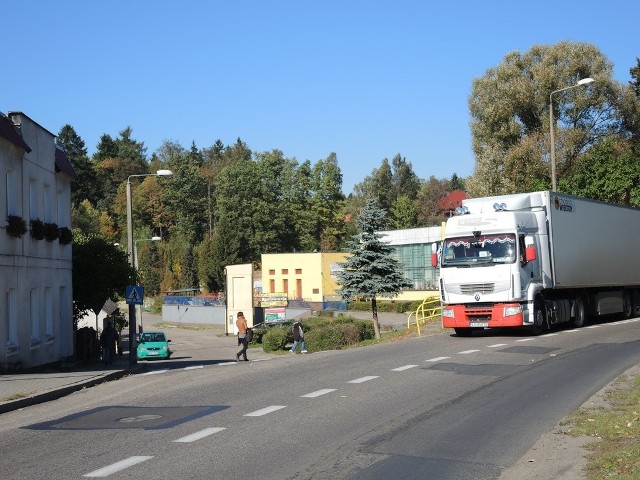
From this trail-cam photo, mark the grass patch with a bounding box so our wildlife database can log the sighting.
[1,392,32,402]
[565,373,640,479]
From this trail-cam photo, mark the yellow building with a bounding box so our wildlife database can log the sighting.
[261,252,348,304]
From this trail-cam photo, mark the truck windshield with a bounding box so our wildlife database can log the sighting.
[442,233,517,267]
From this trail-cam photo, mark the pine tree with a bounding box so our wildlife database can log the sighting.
[337,198,412,338]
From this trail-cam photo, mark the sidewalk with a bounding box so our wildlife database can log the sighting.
[0,353,138,414]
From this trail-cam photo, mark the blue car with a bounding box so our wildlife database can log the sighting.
[137,331,172,360]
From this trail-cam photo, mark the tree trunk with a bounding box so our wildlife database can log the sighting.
[371,298,381,339]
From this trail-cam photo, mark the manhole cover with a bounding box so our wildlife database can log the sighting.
[118,414,164,423]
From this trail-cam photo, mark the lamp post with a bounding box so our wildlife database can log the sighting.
[549,77,594,192]
[126,170,172,364]
[134,236,162,334]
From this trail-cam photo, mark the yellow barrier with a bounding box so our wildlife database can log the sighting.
[407,296,442,336]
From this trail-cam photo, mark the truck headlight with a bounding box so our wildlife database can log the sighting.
[442,308,455,318]
[504,305,523,317]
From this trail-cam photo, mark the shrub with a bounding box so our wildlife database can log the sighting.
[58,227,73,245]
[30,218,45,240]
[44,222,60,242]
[305,325,345,352]
[337,323,361,346]
[262,326,291,353]
[5,215,27,238]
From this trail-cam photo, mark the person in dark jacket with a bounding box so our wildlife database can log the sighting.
[100,321,119,366]
[290,319,307,354]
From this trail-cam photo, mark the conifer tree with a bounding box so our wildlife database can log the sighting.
[337,197,412,338]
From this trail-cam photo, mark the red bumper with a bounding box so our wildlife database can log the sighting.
[442,303,524,328]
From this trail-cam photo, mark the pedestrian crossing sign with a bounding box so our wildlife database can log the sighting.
[126,285,144,305]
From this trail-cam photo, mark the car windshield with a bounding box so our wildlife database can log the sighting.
[141,333,166,342]
[441,233,517,267]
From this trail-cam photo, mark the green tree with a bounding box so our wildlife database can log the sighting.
[163,141,209,243]
[72,234,134,329]
[310,153,345,251]
[565,138,640,206]
[56,125,99,208]
[336,198,412,339]
[468,41,624,196]
[390,195,418,229]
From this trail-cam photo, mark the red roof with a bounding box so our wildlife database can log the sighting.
[437,190,468,212]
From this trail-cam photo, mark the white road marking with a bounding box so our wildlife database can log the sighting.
[487,344,507,348]
[244,405,287,417]
[174,427,226,443]
[143,370,168,375]
[184,365,204,370]
[516,338,535,342]
[543,333,558,337]
[586,325,602,329]
[458,349,480,354]
[301,389,336,398]
[348,376,379,384]
[84,456,153,477]
[391,365,419,371]
[219,361,237,366]
[426,356,450,362]
[563,329,580,333]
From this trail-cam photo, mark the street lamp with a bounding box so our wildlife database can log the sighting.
[126,170,172,364]
[134,236,162,333]
[549,77,594,192]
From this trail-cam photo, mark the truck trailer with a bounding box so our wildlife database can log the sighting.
[435,191,640,336]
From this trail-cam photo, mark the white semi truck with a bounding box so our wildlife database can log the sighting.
[435,191,640,336]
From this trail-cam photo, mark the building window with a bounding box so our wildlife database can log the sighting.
[283,279,289,296]
[391,243,439,291]
[6,170,17,215]
[43,184,52,223]
[313,288,319,294]
[269,279,275,293]
[282,269,288,275]
[295,269,302,274]
[30,288,41,347]
[45,287,54,342]
[269,269,275,275]
[29,179,38,220]
[6,289,19,355]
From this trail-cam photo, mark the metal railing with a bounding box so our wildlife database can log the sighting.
[407,295,442,336]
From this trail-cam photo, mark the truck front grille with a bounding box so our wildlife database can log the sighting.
[459,283,495,294]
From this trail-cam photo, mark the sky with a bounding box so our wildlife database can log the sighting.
[3,1,638,194]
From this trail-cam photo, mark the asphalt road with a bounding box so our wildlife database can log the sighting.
[1,317,639,479]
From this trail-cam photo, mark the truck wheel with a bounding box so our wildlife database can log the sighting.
[571,296,586,328]
[530,300,546,335]
[623,293,633,319]
[454,327,473,337]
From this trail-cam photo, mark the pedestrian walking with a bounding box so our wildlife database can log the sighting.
[290,319,307,354]
[235,312,249,361]
[100,321,119,366]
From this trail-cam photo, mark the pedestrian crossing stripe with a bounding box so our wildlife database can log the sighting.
[126,285,144,305]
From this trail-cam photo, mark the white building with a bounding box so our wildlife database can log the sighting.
[0,112,76,370]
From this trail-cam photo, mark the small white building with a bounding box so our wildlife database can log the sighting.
[0,111,76,370]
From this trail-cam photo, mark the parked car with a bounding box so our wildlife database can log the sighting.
[137,331,172,360]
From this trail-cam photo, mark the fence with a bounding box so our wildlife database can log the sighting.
[407,296,442,336]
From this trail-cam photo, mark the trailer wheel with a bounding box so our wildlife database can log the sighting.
[571,296,586,328]
[530,300,546,335]
[454,327,473,337]
[623,293,633,319]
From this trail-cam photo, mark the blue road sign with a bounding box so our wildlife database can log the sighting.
[126,285,144,305]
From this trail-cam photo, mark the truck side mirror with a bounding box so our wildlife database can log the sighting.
[431,242,438,267]
[524,236,537,262]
